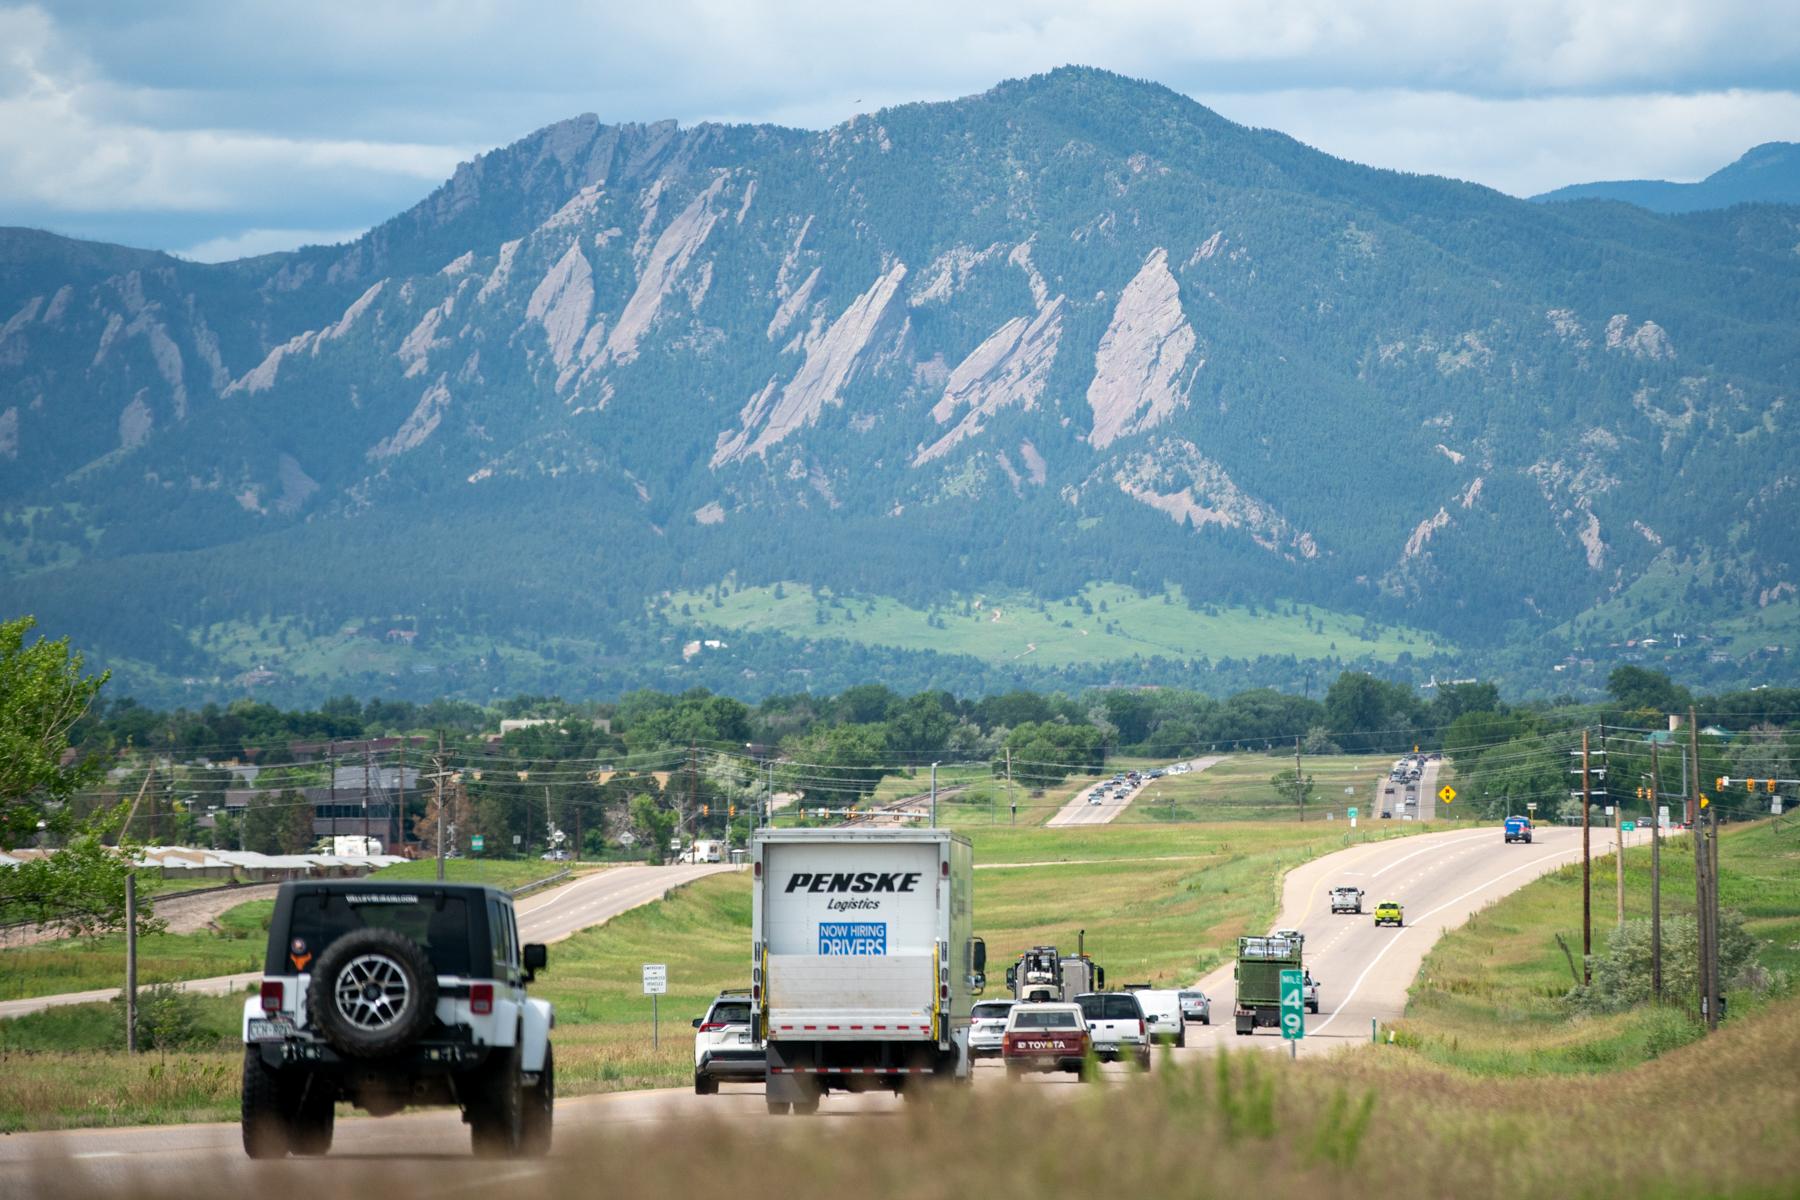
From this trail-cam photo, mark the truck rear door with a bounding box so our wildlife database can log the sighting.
[763,840,940,1040]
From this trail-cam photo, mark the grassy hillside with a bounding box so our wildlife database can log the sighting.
[664,581,1444,668]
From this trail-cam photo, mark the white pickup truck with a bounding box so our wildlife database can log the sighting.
[1330,886,1365,914]
[1075,992,1150,1068]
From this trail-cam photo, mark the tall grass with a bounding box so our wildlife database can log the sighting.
[18,995,1800,1198]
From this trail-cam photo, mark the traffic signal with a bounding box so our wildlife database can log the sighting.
[728,805,736,817]
[701,804,710,816]
[1716,777,1728,790]
[1747,779,1756,792]
[1768,780,1779,793]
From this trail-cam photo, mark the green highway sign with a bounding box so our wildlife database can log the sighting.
[1280,968,1305,1041]
[1621,821,1636,832]
[1348,807,1358,819]
[471,834,484,853]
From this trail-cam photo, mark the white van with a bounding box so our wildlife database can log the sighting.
[1130,988,1187,1049]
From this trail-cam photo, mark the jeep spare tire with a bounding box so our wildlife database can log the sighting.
[307,928,437,1057]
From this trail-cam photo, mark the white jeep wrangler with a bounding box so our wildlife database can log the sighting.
[241,880,554,1159]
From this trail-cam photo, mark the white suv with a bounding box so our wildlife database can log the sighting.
[692,990,764,1093]
[242,881,553,1159]
[1075,992,1150,1068]
[968,998,1017,1058]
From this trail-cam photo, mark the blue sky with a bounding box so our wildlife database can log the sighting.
[4,1,1797,260]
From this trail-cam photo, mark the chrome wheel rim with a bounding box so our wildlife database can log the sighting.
[334,953,410,1030]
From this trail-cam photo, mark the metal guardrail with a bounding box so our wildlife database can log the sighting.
[510,868,573,898]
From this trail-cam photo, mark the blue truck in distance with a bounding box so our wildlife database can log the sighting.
[1504,815,1533,844]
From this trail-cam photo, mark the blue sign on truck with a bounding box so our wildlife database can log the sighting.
[1504,816,1533,844]
[819,922,887,955]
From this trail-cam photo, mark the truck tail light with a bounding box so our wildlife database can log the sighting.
[1138,1019,1146,1037]
[699,1022,728,1032]
[260,981,283,1013]
[753,860,761,878]
[470,983,494,1016]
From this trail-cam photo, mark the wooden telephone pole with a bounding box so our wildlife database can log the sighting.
[1649,740,1663,1001]
[1295,736,1305,823]
[1581,728,1592,983]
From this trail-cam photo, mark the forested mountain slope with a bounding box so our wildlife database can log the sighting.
[2,68,1795,703]
[1534,141,1800,213]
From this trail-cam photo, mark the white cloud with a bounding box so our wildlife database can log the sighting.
[4,0,1798,250]
[172,227,368,263]
[0,5,472,215]
[1201,86,1800,196]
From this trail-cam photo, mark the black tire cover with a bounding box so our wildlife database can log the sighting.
[307,927,438,1058]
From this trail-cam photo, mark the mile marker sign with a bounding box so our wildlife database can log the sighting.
[1280,968,1305,1041]
[1438,785,1457,804]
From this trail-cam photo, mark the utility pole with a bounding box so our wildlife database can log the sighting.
[1707,798,1722,1029]
[1615,746,1626,928]
[1295,736,1305,823]
[686,743,698,851]
[1650,740,1663,1001]
[395,742,407,855]
[930,762,940,827]
[1581,728,1592,982]
[120,766,154,845]
[434,732,447,882]
[124,872,138,1053]
[1689,706,1712,1028]
[1006,749,1015,827]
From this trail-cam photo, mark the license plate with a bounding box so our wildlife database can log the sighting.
[248,1018,295,1042]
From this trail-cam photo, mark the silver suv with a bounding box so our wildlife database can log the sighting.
[692,989,764,1094]
[242,881,554,1158]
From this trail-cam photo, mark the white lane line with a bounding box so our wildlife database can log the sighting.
[1369,831,1490,878]
[1310,844,1580,1036]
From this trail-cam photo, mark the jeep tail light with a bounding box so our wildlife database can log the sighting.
[260,981,283,1013]
[470,983,494,1016]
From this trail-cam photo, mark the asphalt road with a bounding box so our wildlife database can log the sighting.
[0,864,733,1021]
[0,823,1649,1188]
[1172,821,1647,1059]
[1045,756,1222,827]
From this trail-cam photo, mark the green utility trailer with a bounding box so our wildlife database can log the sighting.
[1233,933,1304,1035]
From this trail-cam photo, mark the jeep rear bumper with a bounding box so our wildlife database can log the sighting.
[253,1034,494,1075]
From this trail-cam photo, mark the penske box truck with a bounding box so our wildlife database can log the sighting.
[750,827,985,1114]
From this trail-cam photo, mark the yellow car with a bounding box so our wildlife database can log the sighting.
[1374,901,1404,928]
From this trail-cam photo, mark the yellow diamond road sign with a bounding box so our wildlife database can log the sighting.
[1438,785,1456,804]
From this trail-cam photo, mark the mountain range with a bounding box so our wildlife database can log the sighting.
[1,67,1796,705]
[1534,142,1800,213]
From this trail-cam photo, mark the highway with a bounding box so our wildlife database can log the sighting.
[0,819,1638,1186]
[1046,757,1221,826]
[1175,821,1646,1058]
[0,864,733,1021]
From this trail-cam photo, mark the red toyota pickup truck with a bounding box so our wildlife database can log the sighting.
[1002,1003,1091,1077]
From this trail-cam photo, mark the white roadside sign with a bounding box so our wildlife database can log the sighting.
[642,963,667,995]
